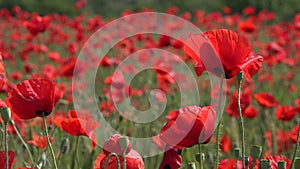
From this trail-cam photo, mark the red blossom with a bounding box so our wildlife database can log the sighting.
[6,79,57,120]
[183,29,263,80]
[254,92,278,108]
[27,133,53,149]
[0,150,15,169]
[160,106,216,148]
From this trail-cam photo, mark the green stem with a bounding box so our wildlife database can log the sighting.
[71,136,80,169]
[123,152,126,169]
[198,144,203,169]
[237,73,245,169]
[104,153,121,169]
[10,120,35,165]
[42,112,58,169]
[4,123,8,169]
[215,75,225,168]
[290,121,300,169]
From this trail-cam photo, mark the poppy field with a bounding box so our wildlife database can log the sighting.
[0,2,300,169]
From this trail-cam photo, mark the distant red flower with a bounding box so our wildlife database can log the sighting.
[159,145,182,169]
[226,90,251,118]
[275,105,297,121]
[94,134,144,169]
[183,29,263,80]
[238,21,256,33]
[220,134,232,153]
[0,53,6,89]
[159,106,216,148]
[6,79,56,120]
[218,159,242,169]
[0,150,14,169]
[243,106,259,118]
[254,92,278,108]
[222,7,231,14]
[243,6,256,15]
[24,15,51,36]
[27,133,53,149]
[54,110,99,147]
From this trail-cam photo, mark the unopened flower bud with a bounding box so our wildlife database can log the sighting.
[260,159,271,169]
[250,145,262,160]
[0,107,11,124]
[118,136,129,154]
[277,161,286,169]
[234,148,240,159]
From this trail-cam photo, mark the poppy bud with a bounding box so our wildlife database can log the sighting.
[260,159,271,169]
[60,138,70,154]
[277,161,286,169]
[250,145,262,161]
[118,136,129,154]
[234,148,240,159]
[0,107,11,124]
[187,162,196,169]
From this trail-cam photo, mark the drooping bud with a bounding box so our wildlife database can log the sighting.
[0,107,11,124]
[118,136,129,154]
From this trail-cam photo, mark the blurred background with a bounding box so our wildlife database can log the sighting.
[0,0,299,21]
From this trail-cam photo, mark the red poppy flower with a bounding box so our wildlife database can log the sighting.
[102,134,132,156]
[275,105,297,121]
[159,105,216,148]
[183,29,263,80]
[159,145,182,169]
[220,134,232,153]
[0,53,6,89]
[243,106,259,118]
[24,15,51,36]
[93,150,144,169]
[0,150,15,169]
[6,79,56,120]
[243,6,256,15]
[27,133,53,149]
[54,110,99,147]
[238,21,256,33]
[226,90,251,118]
[254,92,278,108]
[94,134,144,169]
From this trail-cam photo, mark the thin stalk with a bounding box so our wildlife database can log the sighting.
[215,75,225,168]
[123,152,126,169]
[42,112,58,169]
[290,121,300,169]
[71,136,80,169]
[198,144,203,169]
[10,120,35,164]
[237,73,245,169]
[104,153,121,169]
[4,123,8,169]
